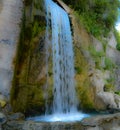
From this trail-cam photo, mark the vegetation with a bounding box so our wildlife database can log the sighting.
[115,91,120,96]
[11,0,46,114]
[74,47,95,110]
[89,46,105,69]
[63,0,120,37]
[114,29,120,51]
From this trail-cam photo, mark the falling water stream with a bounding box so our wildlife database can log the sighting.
[27,0,89,122]
[45,0,78,114]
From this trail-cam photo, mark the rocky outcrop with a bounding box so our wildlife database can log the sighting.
[2,113,120,130]
[0,0,23,97]
[10,0,47,114]
[55,0,120,112]
[6,0,120,114]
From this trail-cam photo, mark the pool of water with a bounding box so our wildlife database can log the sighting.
[27,112,90,122]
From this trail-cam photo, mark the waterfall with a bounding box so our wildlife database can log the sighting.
[45,0,78,114]
[27,0,90,122]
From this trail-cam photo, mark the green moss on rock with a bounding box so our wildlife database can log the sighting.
[10,0,46,115]
[74,47,95,111]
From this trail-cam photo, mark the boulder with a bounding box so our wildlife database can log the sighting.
[114,94,120,108]
[0,112,7,125]
[96,92,117,110]
[7,113,25,121]
[90,69,110,93]
[0,94,7,108]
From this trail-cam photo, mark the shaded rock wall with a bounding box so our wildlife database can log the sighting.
[0,0,23,96]
[10,0,47,115]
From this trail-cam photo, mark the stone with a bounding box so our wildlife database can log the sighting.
[0,94,7,108]
[90,69,110,93]
[81,113,120,130]
[0,0,23,96]
[107,32,117,49]
[7,113,25,121]
[97,92,117,109]
[0,112,7,125]
[92,36,103,52]
[114,94,120,108]
[2,113,120,130]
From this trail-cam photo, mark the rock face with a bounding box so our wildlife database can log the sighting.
[2,113,120,130]
[10,0,47,114]
[55,0,120,111]
[0,0,23,96]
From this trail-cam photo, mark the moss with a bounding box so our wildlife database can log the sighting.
[104,57,115,70]
[12,84,45,114]
[74,47,95,111]
[24,0,33,6]
[104,76,115,92]
[11,0,46,114]
[104,84,114,92]
[115,91,120,96]
[89,45,105,69]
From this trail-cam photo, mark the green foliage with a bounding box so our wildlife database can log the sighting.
[104,83,114,92]
[90,46,105,57]
[32,21,45,38]
[77,79,95,110]
[89,46,105,69]
[32,22,39,37]
[104,77,115,92]
[104,57,115,70]
[34,0,44,10]
[75,66,82,74]
[114,29,120,51]
[63,0,120,37]
[115,91,120,95]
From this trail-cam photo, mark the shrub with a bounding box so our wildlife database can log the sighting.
[114,29,120,51]
[63,0,120,37]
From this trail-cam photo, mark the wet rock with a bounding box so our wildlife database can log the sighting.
[0,94,7,108]
[2,113,120,130]
[7,113,25,121]
[0,112,7,125]
[81,113,120,130]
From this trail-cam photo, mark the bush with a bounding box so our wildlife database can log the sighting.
[114,29,120,51]
[63,0,120,37]
[104,57,115,70]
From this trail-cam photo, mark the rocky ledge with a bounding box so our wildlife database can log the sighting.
[1,113,120,130]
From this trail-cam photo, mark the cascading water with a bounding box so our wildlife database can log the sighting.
[27,0,89,122]
[45,0,78,114]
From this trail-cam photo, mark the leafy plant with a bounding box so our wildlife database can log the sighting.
[114,29,120,51]
[104,57,115,70]
[115,91,120,95]
[89,46,105,69]
[63,0,120,37]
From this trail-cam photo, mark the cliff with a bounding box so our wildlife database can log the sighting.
[0,0,120,116]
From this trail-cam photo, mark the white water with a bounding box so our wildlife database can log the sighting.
[45,0,77,114]
[27,112,89,122]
